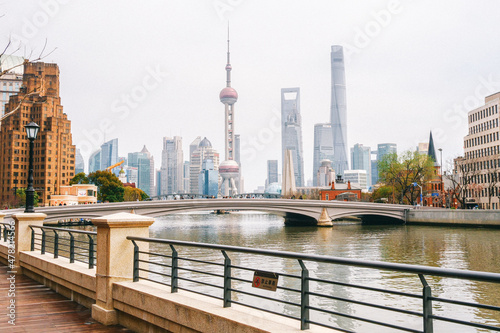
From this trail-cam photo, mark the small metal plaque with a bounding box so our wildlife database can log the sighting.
[252,270,279,291]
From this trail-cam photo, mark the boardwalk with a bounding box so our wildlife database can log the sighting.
[0,265,133,332]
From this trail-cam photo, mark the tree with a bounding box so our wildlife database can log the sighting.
[87,171,124,202]
[124,187,149,202]
[15,188,39,208]
[371,185,394,203]
[69,172,89,185]
[378,151,435,205]
[445,157,478,209]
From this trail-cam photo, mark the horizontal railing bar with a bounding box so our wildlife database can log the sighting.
[143,270,172,279]
[230,300,298,321]
[178,256,225,267]
[232,288,299,308]
[140,276,171,287]
[308,305,422,333]
[230,276,251,284]
[308,291,422,317]
[431,314,500,331]
[127,236,500,283]
[29,225,97,235]
[178,267,223,278]
[430,296,500,311]
[176,286,223,301]
[147,252,173,259]
[230,263,301,279]
[145,261,172,269]
[177,277,223,290]
[309,277,423,299]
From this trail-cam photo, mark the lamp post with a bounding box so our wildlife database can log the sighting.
[25,121,40,213]
[413,182,423,207]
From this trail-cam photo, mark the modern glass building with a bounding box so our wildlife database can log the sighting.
[344,170,368,190]
[330,45,348,176]
[128,146,154,196]
[281,87,304,187]
[100,138,119,176]
[160,136,183,195]
[199,159,219,197]
[88,149,101,173]
[75,148,85,175]
[267,160,278,187]
[372,143,397,185]
[351,143,371,187]
[313,123,335,186]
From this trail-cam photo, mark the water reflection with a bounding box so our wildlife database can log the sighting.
[149,212,500,332]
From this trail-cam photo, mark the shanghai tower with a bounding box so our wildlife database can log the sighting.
[330,45,348,176]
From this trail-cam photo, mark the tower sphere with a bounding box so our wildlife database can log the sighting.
[219,159,240,178]
[220,87,238,105]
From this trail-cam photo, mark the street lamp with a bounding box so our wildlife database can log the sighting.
[25,121,40,213]
[413,182,423,207]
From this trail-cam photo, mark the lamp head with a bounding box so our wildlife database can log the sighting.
[25,121,40,140]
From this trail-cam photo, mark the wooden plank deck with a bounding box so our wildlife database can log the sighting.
[0,265,134,332]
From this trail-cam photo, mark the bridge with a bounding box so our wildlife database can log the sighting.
[1,199,410,226]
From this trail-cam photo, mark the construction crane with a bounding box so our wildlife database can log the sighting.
[105,160,124,172]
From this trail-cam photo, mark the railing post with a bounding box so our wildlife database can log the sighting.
[132,240,139,282]
[87,234,94,269]
[53,230,59,258]
[41,229,46,255]
[419,274,434,333]
[222,250,231,308]
[298,259,310,330]
[170,244,178,293]
[69,232,75,263]
[29,226,35,251]
[91,212,154,326]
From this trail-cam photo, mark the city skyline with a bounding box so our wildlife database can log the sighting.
[2,1,500,191]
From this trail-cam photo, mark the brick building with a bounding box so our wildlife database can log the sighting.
[0,62,75,206]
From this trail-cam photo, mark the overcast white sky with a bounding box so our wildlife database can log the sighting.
[2,0,500,191]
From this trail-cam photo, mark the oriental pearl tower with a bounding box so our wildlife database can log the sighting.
[219,30,239,197]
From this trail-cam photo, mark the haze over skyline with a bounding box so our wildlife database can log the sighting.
[2,1,500,191]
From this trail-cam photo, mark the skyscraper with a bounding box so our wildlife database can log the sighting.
[198,159,219,197]
[0,62,75,205]
[189,137,219,194]
[266,160,278,187]
[372,143,397,185]
[281,87,304,187]
[219,30,240,196]
[350,143,371,187]
[100,138,119,176]
[128,146,154,196]
[160,136,183,194]
[330,45,348,175]
[89,150,101,173]
[313,123,335,186]
[75,148,84,175]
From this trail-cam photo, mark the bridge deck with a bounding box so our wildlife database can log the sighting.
[0,265,132,332]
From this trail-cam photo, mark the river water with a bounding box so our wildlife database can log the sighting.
[147,211,500,332]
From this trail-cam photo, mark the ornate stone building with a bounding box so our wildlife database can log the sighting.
[0,62,75,206]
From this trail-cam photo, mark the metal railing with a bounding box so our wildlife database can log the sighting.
[29,225,97,269]
[127,236,500,332]
[0,222,13,242]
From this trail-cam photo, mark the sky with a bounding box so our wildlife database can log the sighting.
[2,0,500,192]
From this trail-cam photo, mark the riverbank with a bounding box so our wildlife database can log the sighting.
[406,209,500,227]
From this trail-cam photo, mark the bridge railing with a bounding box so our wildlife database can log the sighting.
[29,225,97,269]
[127,236,500,332]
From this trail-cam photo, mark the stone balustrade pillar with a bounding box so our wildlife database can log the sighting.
[91,212,154,325]
[11,213,46,273]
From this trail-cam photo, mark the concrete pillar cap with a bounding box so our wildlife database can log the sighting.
[13,212,47,221]
[92,212,154,228]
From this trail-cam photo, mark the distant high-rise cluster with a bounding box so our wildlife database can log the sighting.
[313,123,334,186]
[160,136,183,195]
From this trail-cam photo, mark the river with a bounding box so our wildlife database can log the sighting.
[146,211,500,332]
